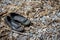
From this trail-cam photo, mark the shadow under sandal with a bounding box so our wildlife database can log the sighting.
[10,13,31,26]
[5,16,24,32]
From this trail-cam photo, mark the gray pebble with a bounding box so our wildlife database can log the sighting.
[56,12,60,18]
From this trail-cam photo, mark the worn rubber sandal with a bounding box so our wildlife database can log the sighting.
[5,16,24,32]
[10,12,31,26]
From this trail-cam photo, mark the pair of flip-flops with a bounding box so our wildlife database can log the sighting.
[5,13,31,32]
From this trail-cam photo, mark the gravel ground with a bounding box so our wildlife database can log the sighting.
[0,0,60,40]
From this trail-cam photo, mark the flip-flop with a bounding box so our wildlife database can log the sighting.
[10,12,31,26]
[5,16,24,32]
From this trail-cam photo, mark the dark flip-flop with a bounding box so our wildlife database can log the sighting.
[10,12,31,26]
[5,16,24,32]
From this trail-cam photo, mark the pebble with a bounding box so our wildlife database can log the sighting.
[0,24,3,28]
[39,35,44,40]
[13,33,19,38]
[0,8,5,13]
[29,33,33,37]
[56,12,60,18]
[51,15,59,21]
[17,35,28,40]
[40,16,51,25]
[1,0,12,4]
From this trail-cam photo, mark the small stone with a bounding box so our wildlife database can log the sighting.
[43,28,47,32]
[38,35,44,40]
[40,16,51,25]
[56,12,60,18]
[1,0,12,4]
[29,33,33,37]
[17,36,28,40]
[25,27,30,31]
[13,33,19,38]
[30,37,35,40]
[0,24,3,28]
